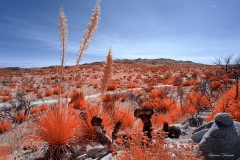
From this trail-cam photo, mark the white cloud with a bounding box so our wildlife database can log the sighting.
[212,5,219,8]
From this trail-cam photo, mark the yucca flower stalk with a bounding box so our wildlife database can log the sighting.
[65,0,100,107]
[99,47,113,113]
[58,7,68,107]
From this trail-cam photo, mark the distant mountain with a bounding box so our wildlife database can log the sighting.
[113,58,204,65]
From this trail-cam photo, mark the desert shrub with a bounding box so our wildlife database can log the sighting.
[181,80,200,87]
[173,76,182,86]
[0,145,10,160]
[78,106,113,145]
[209,76,219,82]
[69,91,90,110]
[37,92,43,98]
[30,107,41,115]
[126,83,137,89]
[115,129,203,160]
[102,93,122,103]
[161,79,172,85]
[76,83,82,88]
[206,85,240,122]
[13,112,28,123]
[45,90,54,97]
[107,83,118,90]
[210,81,221,91]
[102,101,115,113]
[182,92,210,116]
[112,107,135,129]
[25,87,36,92]
[142,99,177,114]
[40,105,48,112]
[0,122,12,133]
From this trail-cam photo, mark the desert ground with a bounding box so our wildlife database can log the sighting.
[0,58,239,160]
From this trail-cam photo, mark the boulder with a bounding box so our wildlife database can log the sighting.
[198,113,240,160]
[191,128,209,143]
[192,121,214,135]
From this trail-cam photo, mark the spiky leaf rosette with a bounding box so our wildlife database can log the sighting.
[33,106,82,158]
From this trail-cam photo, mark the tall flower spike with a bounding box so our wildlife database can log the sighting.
[65,0,100,107]
[99,47,113,113]
[76,0,100,65]
[58,7,68,107]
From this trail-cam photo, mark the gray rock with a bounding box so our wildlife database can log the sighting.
[234,121,240,136]
[198,113,240,160]
[191,128,209,143]
[86,148,109,159]
[192,121,214,135]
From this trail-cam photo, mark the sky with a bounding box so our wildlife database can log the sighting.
[1,0,240,68]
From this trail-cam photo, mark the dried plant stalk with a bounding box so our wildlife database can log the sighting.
[65,0,100,107]
[99,47,113,113]
[58,7,68,106]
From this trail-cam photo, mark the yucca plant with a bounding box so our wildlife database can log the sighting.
[33,106,82,159]
[31,2,101,159]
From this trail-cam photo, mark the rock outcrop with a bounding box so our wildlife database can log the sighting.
[198,113,240,160]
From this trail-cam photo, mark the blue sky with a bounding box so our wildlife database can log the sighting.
[1,0,240,68]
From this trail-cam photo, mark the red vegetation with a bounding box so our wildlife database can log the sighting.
[126,83,137,89]
[0,122,12,133]
[13,112,28,123]
[206,85,240,122]
[33,106,82,157]
[107,83,118,90]
[45,90,54,97]
[69,91,90,110]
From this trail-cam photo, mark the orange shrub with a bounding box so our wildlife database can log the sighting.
[168,107,182,124]
[181,80,200,87]
[76,83,82,88]
[210,81,221,91]
[45,90,54,97]
[102,94,113,102]
[113,108,135,129]
[206,85,240,122]
[107,83,118,90]
[142,99,176,114]
[161,79,172,85]
[209,76,219,82]
[69,91,90,110]
[0,122,12,133]
[13,112,28,123]
[93,84,98,89]
[25,87,36,92]
[126,83,137,89]
[152,114,172,128]
[30,107,41,115]
[40,105,48,112]
[0,145,9,160]
[53,87,65,95]
[37,92,43,99]
[182,92,210,116]
[79,106,114,144]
